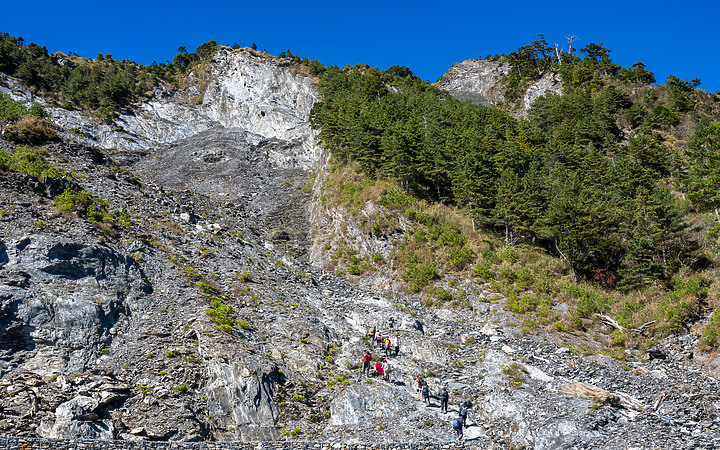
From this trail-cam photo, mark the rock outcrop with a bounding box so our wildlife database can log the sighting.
[436,60,509,107]
[436,59,563,116]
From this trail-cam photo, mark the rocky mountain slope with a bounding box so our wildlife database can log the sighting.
[1,48,719,449]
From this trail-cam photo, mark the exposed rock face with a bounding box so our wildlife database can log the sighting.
[436,60,509,107]
[2,48,320,169]
[436,59,563,117]
[205,359,279,440]
[38,396,114,440]
[522,71,563,116]
[0,235,142,376]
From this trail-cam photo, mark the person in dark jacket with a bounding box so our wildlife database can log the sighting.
[452,414,464,441]
[459,404,468,427]
[439,386,449,413]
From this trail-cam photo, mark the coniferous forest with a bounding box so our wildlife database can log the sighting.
[309,37,720,294]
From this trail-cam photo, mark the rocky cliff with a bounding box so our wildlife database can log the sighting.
[1,48,719,449]
[436,59,563,117]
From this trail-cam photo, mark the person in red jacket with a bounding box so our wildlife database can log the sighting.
[362,350,373,376]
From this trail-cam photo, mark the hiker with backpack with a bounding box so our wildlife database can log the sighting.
[375,359,384,378]
[439,386,449,413]
[381,358,389,382]
[394,334,400,356]
[375,330,383,348]
[452,414,464,441]
[459,404,468,428]
[362,350,373,376]
[416,376,424,399]
[384,338,393,357]
[421,381,430,405]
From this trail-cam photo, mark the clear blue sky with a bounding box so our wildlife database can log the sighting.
[2,0,719,93]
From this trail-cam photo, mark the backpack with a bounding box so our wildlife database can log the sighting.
[440,388,448,399]
[422,384,429,396]
[363,354,372,363]
[452,417,463,430]
[459,406,467,416]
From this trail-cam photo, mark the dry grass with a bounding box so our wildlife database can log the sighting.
[4,116,57,143]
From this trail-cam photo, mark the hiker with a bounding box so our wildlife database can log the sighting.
[459,404,468,427]
[421,381,430,405]
[362,350,373,376]
[368,326,376,339]
[384,338,393,357]
[388,317,395,331]
[375,360,384,378]
[394,334,400,356]
[439,386,449,413]
[381,358,389,382]
[375,330,383,348]
[416,376,424,400]
[452,414,464,441]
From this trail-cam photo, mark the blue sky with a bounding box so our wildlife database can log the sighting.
[2,1,719,93]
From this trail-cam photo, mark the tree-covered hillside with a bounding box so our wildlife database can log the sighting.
[0,32,220,122]
[309,38,720,292]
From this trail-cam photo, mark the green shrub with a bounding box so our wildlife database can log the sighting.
[500,363,526,388]
[379,185,412,207]
[505,292,552,314]
[498,265,518,283]
[237,271,254,282]
[402,255,438,293]
[481,248,501,264]
[473,261,494,281]
[118,208,133,227]
[701,310,720,349]
[500,247,519,263]
[0,146,63,180]
[434,287,453,302]
[197,281,218,294]
[173,384,188,393]
[28,102,48,118]
[53,188,115,224]
[565,284,613,318]
[0,93,24,121]
[348,263,364,275]
[448,245,474,270]
[206,296,236,331]
[516,267,535,290]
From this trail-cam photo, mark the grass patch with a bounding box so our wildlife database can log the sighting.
[0,146,64,180]
[206,296,237,332]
